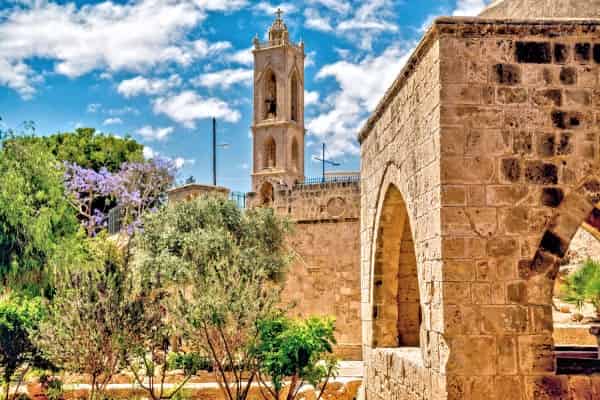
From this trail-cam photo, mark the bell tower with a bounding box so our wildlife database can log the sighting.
[251,9,305,204]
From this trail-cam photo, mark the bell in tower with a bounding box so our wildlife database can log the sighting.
[250,9,306,202]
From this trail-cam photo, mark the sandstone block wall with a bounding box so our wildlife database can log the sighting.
[360,17,600,400]
[271,182,362,360]
[360,30,443,400]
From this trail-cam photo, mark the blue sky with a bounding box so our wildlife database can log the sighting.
[0,0,490,192]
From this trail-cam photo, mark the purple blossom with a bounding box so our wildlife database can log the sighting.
[63,158,174,236]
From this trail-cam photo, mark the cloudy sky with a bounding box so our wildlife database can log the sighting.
[0,0,490,191]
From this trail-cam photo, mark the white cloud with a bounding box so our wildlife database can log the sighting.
[103,117,122,125]
[117,74,181,97]
[86,103,101,113]
[153,90,241,128]
[0,59,35,99]
[305,90,320,106]
[453,0,489,16]
[106,106,139,116]
[226,47,254,65]
[307,44,413,157]
[304,8,333,32]
[304,0,398,50]
[174,157,195,169]
[254,2,296,15]
[143,146,156,159]
[0,0,246,96]
[306,0,351,14]
[136,126,175,141]
[192,68,253,89]
[192,39,232,58]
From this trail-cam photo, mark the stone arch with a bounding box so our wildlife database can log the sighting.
[372,183,421,348]
[259,181,275,206]
[264,137,276,169]
[290,70,299,122]
[518,175,600,374]
[291,137,299,172]
[264,69,277,120]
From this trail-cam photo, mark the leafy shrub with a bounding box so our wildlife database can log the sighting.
[255,316,338,400]
[0,296,50,399]
[561,258,600,316]
[167,352,211,374]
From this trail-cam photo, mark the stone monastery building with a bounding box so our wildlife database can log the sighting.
[178,1,600,398]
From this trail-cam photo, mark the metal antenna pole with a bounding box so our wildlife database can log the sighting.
[212,117,216,186]
[322,143,325,183]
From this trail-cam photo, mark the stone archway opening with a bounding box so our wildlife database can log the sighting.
[372,184,421,348]
[259,182,274,206]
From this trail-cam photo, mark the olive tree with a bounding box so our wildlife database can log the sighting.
[36,238,134,400]
[135,197,292,400]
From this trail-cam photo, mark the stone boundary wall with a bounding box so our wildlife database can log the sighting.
[271,182,363,360]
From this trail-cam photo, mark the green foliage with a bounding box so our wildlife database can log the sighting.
[0,138,81,291]
[0,296,50,400]
[167,352,211,375]
[11,128,143,172]
[135,197,292,400]
[36,238,133,400]
[255,316,338,400]
[561,258,600,314]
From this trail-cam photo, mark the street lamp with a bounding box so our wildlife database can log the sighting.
[313,142,340,183]
[211,117,230,186]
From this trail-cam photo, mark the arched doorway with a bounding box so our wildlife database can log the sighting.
[372,184,421,348]
[260,182,274,206]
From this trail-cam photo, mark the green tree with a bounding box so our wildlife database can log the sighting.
[11,128,143,172]
[135,197,292,400]
[561,258,600,317]
[36,238,132,400]
[255,316,338,400]
[0,296,51,400]
[0,137,81,291]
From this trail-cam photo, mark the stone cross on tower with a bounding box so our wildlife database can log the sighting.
[250,10,305,205]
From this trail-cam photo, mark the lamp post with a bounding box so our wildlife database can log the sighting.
[211,117,229,186]
[314,142,340,183]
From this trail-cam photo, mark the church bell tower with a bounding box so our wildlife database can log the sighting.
[251,9,305,204]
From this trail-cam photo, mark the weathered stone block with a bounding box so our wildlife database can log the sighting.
[541,187,564,208]
[575,43,591,63]
[554,43,569,64]
[493,63,521,84]
[560,66,577,85]
[532,88,562,107]
[502,158,521,182]
[518,335,555,374]
[515,42,551,64]
[524,161,558,185]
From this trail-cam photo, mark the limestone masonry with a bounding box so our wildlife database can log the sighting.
[360,1,600,398]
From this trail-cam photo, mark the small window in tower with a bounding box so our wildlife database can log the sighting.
[264,70,277,120]
[291,71,299,122]
[291,137,299,171]
[264,137,276,169]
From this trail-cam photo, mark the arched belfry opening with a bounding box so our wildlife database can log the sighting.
[259,182,274,206]
[264,137,276,169]
[264,69,277,120]
[291,137,299,171]
[290,71,299,122]
[372,184,421,348]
